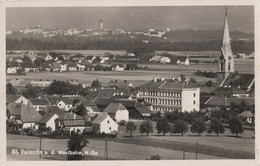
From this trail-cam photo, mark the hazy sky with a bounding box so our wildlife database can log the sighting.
[6,6,254,33]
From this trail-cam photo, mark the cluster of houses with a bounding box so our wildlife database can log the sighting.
[6,51,140,74]
[6,87,152,134]
[149,55,190,65]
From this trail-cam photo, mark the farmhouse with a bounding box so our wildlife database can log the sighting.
[52,63,61,72]
[38,113,59,131]
[60,63,68,72]
[111,64,124,71]
[7,65,18,74]
[6,95,28,105]
[138,76,200,113]
[56,112,85,132]
[68,63,77,71]
[238,111,254,124]
[92,112,119,134]
[28,98,51,112]
[103,103,129,122]
[56,98,73,111]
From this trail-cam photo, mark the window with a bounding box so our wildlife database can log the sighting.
[107,120,109,124]
[228,62,231,71]
[193,100,196,105]
[109,127,111,130]
[59,104,61,106]
[193,93,196,97]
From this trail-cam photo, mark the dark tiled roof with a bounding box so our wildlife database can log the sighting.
[104,103,127,114]
[139,80,197,90]
[38,113,58,124]
[6,95,21,104]
[29,98,50,106]
[57,112,83,120]
[205,96,255,106]
[92,114,109,124]
[21,106,42,123]
[7,103,22,115]
[221,73,254,89]
[42,106,65,116]
[93,97,115,106]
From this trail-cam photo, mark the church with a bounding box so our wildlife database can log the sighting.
[205,9,255,107]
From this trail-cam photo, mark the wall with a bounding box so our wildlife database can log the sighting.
[181,88,200,112]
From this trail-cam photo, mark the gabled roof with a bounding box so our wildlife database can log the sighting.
[93,97,115,106]
[104,103,127,114]
[7,103,22,115]
[29,98,50,106]
[38,112,58,124]
[92,113,109,124]
[42,106,65,116]
[112,64,124,68]
[57,112,85,126]
[58,98,73,105]
[205,96,255,106]
[21,106,42,123]
[87,88,121,98]
[57,112,83,120]
[6,95,24,104]
[238,111,254,118]
[220,73,254,90]
[72,54,85,58]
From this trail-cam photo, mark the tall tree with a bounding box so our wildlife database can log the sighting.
[156,118,171,136]
[190,118,207,136]
[229,116,244,137]
[6,83,17,95]
[172,120,188,136]
[207,118,224,136]
[126,121,137,137]
[67,133,88,160]
[139,120,153,136]
[91,79,102,88]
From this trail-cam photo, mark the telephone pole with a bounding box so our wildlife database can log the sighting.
[104,139,108,160]
[195,140,198,160]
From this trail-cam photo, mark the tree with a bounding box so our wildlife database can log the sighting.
[207,118,224,136]
[67,133,88,160]
[139,120,153,136]
[172,120,188,136]
[229,116,244,137]
[6,83,17,95]
[126,121,137,137]
[180,74,186,82]
[22,84,39,98]
[189,77,197,84]
[190,118,207,136]
[205,80,213,87]
[156,118,171,136]
[91,79,102,88]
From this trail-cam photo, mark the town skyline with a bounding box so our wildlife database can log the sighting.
[6,6,254,33]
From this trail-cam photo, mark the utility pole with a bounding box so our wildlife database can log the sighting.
[183,148,185,160]
[39,134,42,159]
[195,140,198,160]
[104,139,108,160]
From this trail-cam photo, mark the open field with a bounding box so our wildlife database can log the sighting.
[7,134,223,160]
[6,59,254,88]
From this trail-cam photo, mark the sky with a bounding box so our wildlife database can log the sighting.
[6,6,254,33]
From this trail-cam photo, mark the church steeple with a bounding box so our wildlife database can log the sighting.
[217,7,235,85]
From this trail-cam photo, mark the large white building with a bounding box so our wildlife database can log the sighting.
[138,76,200,113]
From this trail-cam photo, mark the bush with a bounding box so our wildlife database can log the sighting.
[118,120,126,126]
[150,154,161,160]
[10,129,20,135]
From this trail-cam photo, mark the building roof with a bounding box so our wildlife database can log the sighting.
[6,95,22,104]
[38,112,58,124]
[92,113,109,124]
[87,88,121,98]
[7,103,22,115]
[29,98,50,106]
[220,73,254,90]
[139,79,197,91]
[42,106,65,116]
[21,106,42,123]
[104,103,127,114]
[58,98,73,105]
[238,111,254,118]
[205,96,255,106]
[52,63,61,68]
[57,112,85,127]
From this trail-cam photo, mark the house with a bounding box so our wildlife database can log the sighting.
[28,98,51,112]
[86,87,123,100]
[6,95,28,105]
[103,103,129,122]
[85,56,96,63]
[56,112,86,132]
[44,54,54,61]
[184,58,190,65]
[7,104,42,130]
[23,64,39,72]
[52,62,61,72]
[71,54,85,61]
[41,63,52,72]
[68,63,77,72]
[56,98,73,111]
[76,64,86,71]
[160,57,171,64]
[60,63,68,72]
[125,63,138,70]
[92,112,119,134]
[7,66,18,74]
[238,111,254,124]
[111,64,124,71]
[38,106,65,131]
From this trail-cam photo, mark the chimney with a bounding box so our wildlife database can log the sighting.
[153,76,157,82]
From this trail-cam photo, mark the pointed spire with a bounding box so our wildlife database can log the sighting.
[221,7,233,57]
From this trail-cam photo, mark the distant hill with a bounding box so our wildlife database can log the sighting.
[164,29,254,42]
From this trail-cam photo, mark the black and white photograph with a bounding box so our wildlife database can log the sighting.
[3,2,258,163]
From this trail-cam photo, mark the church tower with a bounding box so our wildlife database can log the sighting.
[217,8,235,85]
[99,18,104,31]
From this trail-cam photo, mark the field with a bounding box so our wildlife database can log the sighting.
[6,58,254,88]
